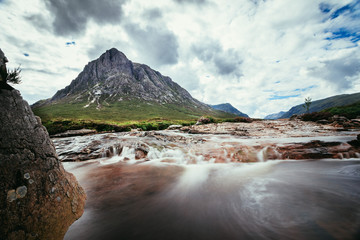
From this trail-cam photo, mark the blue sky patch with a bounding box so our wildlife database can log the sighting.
[325,28,360,43]
[330,4,352,19]
[293,85,316,92]
[269,94,300,100]
[319,3,331,13]
[66,41,76,46]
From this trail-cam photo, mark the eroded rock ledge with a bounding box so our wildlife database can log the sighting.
[0,89,86,240]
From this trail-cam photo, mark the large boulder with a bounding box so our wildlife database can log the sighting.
[0,88,86,239]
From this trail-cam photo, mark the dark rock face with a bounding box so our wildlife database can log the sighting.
[0,89,86,239]
[37,48,209,110]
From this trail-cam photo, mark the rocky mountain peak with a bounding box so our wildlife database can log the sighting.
[45,48,208,111]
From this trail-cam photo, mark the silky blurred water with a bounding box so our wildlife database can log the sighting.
[64,159,360,240]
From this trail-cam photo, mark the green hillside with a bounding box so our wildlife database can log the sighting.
[281,92,360,118]
[33,98,234,122]
[322,100,360,119]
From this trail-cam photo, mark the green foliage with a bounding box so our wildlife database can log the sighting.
[0,66,21,84]
[322,101,360,119]
[32,98,235,123]
[302,97,312,113]
[41,118,198,135]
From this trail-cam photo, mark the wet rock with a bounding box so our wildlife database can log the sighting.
[6,190,16,203]
[316,119,330,124]
[332,115,348,123]
[51,129,96,138]
[167,125,183,130]
[16,186,27,199]
[0,89,86,239]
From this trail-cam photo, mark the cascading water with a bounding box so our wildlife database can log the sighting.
[59,129,360,240]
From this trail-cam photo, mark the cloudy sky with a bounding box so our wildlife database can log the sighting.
[1,0,359,118]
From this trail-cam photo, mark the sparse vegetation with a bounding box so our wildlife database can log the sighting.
[322,101,360,119]
[302,97,312,113]
[41,118,197,135]
[301,112,332,122]
[0,66,21,85]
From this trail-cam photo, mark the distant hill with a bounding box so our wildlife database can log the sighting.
[280,92,360,118]
[264,111,286,120]
[323,100,360,119]
[32,48,234,122]
[209,103,249,117]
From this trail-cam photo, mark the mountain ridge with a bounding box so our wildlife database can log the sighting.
[209,103,249,117]
[279,92,360,119]
[33,48,234,121]
[264,111,286,120]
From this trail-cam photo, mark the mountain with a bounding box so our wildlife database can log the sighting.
[32,48,234,122]
[264,111,286,120]
[209,103,249,117]
[280,92,360,118]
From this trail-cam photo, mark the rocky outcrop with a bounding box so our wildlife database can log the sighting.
[0,89,86,239]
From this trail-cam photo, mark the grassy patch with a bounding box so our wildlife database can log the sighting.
[322,101,360,119]
[33,99,234,122]
[41,118,198,135]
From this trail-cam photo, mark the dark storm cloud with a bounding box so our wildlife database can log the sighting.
[192,40,242,76]
[25,14,52,31]
[31,0,127,36]
[142,8,163,20]
[174,0,208,4]
[124,24,179,66]
[310,56,360,90]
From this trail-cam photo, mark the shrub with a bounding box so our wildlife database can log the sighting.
[197,116,215,124]
[301,112,333,122]
[233,117,253,123]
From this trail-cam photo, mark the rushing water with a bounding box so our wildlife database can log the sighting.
[63,157,360,240]
[58,128,360,240]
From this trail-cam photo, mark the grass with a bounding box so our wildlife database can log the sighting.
[42,116,254,135]
[322,100,360,119]
[41,118,198,135]
[33,98,234,122]
[33,98,243,135]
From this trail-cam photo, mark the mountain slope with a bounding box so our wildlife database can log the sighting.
[264,111,286,120]
[280,92,360,118]
[209,103,249,117]
[32,48,234,122]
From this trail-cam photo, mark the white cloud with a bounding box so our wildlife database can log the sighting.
[0,0,359,117]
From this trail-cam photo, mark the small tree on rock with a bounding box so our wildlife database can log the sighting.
[0,66,21,84]
[302,97,312,113]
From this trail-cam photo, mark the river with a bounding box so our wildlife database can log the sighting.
[59,128,360,239]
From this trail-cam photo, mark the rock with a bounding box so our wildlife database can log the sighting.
[0,89,86,239]
[289,114,300,121]
[32,48,211,113]
[51,128,96,138]
[316,119,330,124]
[167,125,183,130]
[196,116,214,125]
[332,115,349,123]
